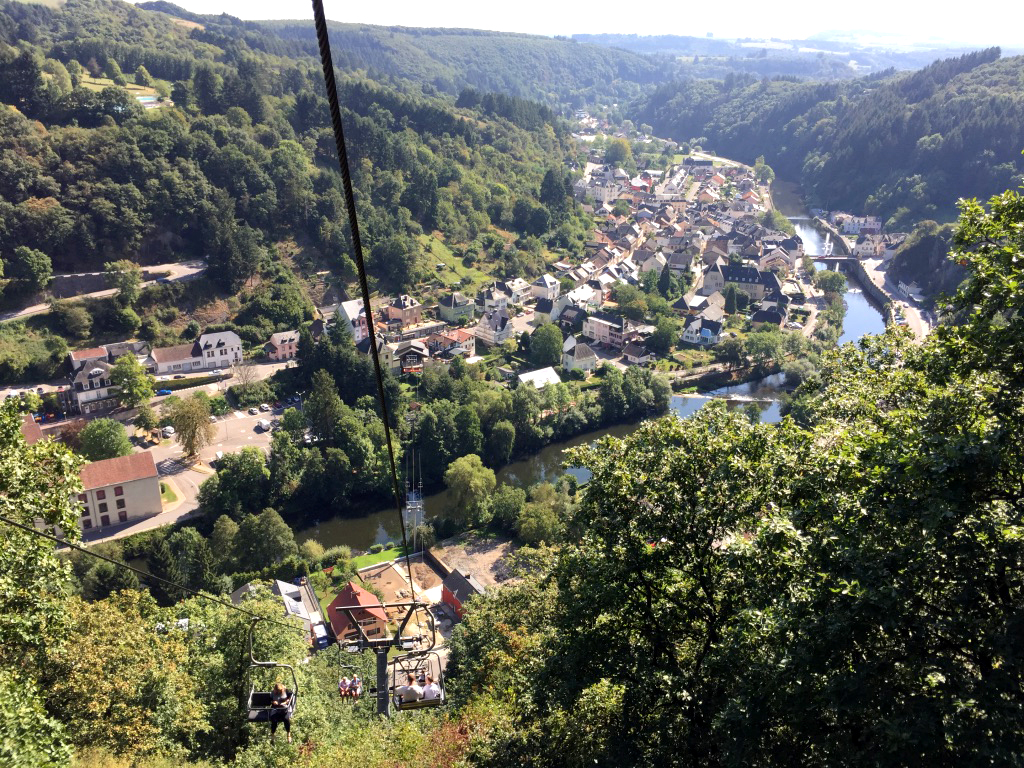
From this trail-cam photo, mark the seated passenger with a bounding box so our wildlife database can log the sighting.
[395,673,423,703]
[351,675,362,700]
[421,675,441,701]
[339,676,350,698]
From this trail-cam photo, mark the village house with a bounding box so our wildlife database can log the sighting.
[854,234,887,259]
[264,330,299,361]
[497,278,531,305]
[441,570,485,619]
[518,367,562,390]
[476,284,509,313]
[682,316,723,347]
[701,263,780,302]
[426,328,476,360]
[384,295,423,328]
[530,274,561,301]
[327,581,388,641]
[582,313,640,350]
[561,336,598,374]
[77,452,162,530]
[474,309,513,347]
[437,291,475,323]
[196,331,243,370]
[68,360,118,415]
[355,337,398,375]
[391,340,430,374]
[336,299,370,343]
[231,579,327,648]
[622,341,654,365]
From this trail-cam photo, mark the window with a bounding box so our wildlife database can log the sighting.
[114,486,123,497]
[81,508,90,518]
[116,499,125,510]
[98,503,108,514]
[78,493,87,502]
[220,349,227,356]
[118,510,127,522]
[96,490,106,500]
[82,519,92,529]
[206,351,214,358]
[100,515,109,527]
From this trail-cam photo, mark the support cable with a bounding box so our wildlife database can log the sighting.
[310,0,417,604]
[0,513,304,635]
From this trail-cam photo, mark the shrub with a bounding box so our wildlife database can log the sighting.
[368,543,384,554]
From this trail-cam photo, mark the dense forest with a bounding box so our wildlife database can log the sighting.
[636,48,1024,227]
[6,186,1024,766]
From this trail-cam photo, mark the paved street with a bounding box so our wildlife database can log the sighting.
[1,260,207,323]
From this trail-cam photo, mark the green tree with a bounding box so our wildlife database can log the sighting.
[490,483,527,534]
[305,369,344,444]
[210,514,239,570]
[199,447,270,520]
[147,537,183,605]
[133,65,153,87]
[134,403,158,433]
[443,453,496,527]
[605,138,633,167]
[9,246,52,292]
[110,353,155,409]
[104,260,143,307]
[486,419,516,467]
[0,401,81,766]
[724,285,738,314]
[233,508,298,571]
[168,394,216,458]
[78,418,132,461]
[812,269,847,294]
[530,323,563,368]
[648,316,679,356]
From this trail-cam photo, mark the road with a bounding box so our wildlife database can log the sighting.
[0,260,207,323]
[860,258,930,339]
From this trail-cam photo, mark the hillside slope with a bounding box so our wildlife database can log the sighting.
[636,48,1024,227]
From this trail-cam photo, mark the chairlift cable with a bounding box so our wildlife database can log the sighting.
[310,0,417,605]
[0,513,304,635]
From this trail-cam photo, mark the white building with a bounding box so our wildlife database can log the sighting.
[531,274,561,301]
[196,331,243,369]
[336,299,369,343]
[518,367,562,389]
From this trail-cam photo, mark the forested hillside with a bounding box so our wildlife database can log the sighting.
[0,0,593,367]
[636,48,1024,227]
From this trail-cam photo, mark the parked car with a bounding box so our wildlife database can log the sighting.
[173,374,186,379]
[162,426,176,438]
[157,389,172,395]
[209,415,217,423]
[259,403,270,412]
[36,387,43,394]
[248,407,259,415]
[257,419,271,432]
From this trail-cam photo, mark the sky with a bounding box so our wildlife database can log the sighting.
[138,0,1021,49]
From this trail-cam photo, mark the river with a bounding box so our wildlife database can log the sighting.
[297,379,785,550]
[776,181,887,345]
[297,184,884,550]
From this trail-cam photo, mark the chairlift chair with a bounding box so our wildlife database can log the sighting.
[389,649,446,711]
[245,619,298,723]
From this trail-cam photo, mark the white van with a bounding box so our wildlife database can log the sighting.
[257,419,271,432]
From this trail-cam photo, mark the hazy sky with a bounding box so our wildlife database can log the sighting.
[141,0,1018,48]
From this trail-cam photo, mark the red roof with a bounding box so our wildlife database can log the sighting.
[20,413,43,445]
[327,581,387,638]
[70,347,106,361]
[80,452,158,490]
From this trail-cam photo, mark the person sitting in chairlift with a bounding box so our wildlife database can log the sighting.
[396,673,423,703]
[421,675,441,701]
[269,681,293,744]
[339,676,350,699]
[351,675,362,700]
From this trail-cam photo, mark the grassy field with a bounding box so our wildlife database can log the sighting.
[418,234,491,292]
[351,547,404,571]
[79,76,159,98]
